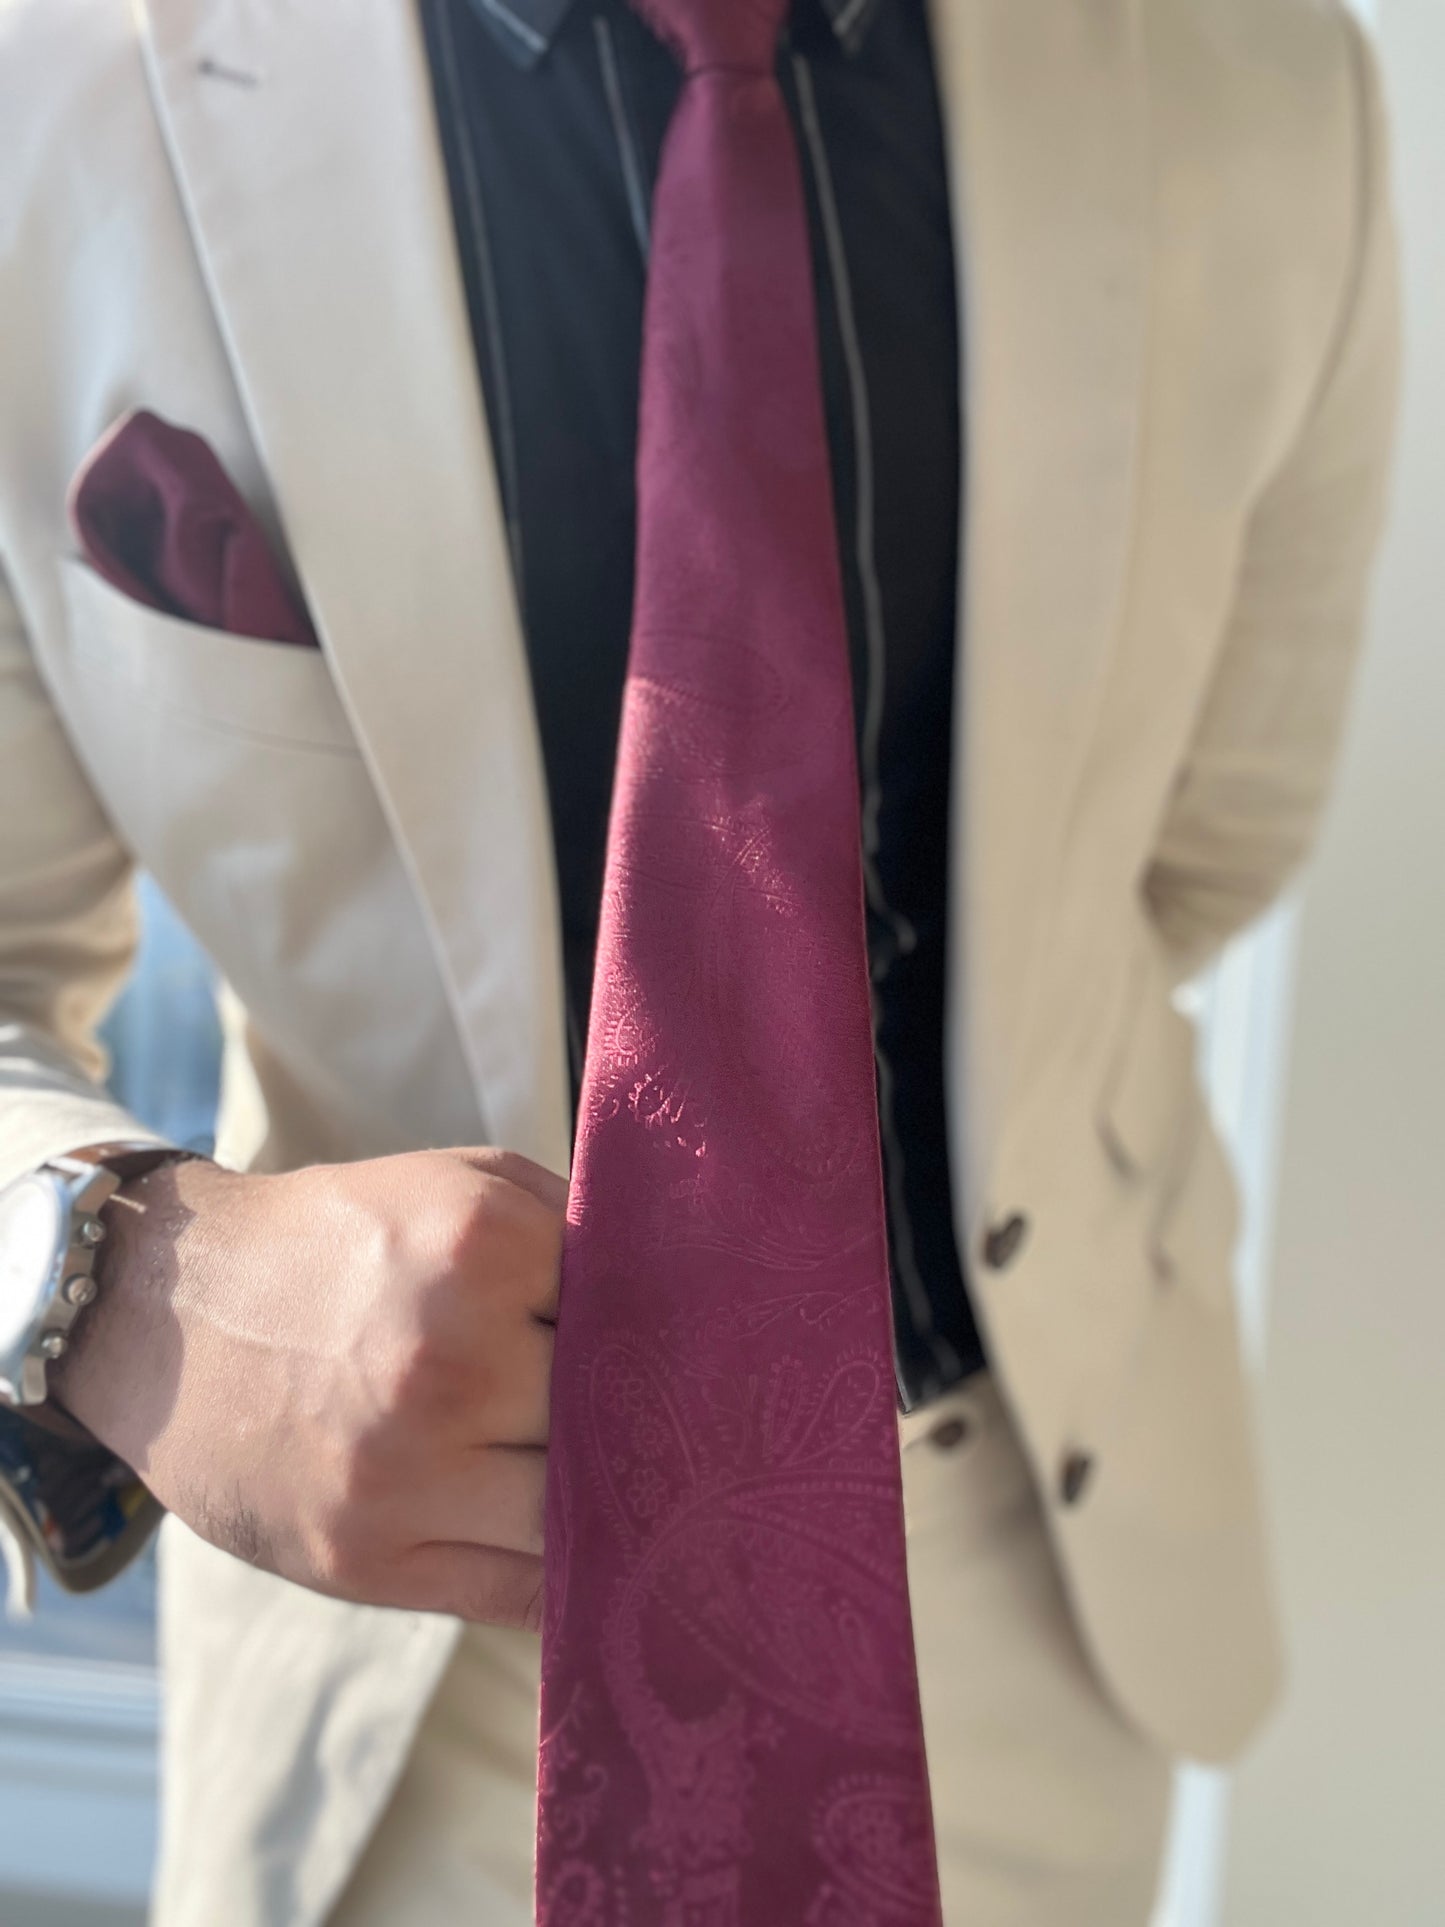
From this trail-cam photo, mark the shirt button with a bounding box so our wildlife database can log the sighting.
[926,1415,971,1453]
[982,1211,1029,1270]
[1060,1450,1095,1507]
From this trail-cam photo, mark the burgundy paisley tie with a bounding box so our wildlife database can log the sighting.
[536,2,942,1920]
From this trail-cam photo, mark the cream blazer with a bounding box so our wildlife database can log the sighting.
[0,0,1398,1920]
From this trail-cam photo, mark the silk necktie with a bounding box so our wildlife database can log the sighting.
[537,3,942,1920]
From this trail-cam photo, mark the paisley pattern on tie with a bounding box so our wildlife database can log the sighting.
[536,2,941,1919]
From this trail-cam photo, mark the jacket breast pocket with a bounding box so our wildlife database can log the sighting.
[50,546,378,999]
[45,555,482,1160]
[55,555,353,753]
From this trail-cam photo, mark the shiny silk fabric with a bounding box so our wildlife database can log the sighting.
[536,2,941,1921]
[67,408,318,648]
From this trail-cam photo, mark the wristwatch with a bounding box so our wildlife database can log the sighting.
[0,1141,192,1407]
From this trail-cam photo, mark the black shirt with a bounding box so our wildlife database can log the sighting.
[421,0,981,1405]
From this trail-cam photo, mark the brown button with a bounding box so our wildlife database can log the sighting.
[926,1415,971,1453]
[982,1211,1029,1270]
[1060,1450,1095,1507]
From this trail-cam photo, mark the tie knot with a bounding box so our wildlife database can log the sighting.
[628,0,789,74]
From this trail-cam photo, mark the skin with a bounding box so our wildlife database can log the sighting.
[51,1148,567,1631]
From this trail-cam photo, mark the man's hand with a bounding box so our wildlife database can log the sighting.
[51,1148,566,1631]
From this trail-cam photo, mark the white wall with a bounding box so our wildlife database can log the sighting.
[1222,2,1445,1919]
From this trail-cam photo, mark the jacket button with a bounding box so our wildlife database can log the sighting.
[926,1415,971,1452]
[982,1211,1029,1270]
[1060,1450,1095,1507]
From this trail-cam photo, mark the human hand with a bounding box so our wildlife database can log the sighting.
[52,1147,566,1630]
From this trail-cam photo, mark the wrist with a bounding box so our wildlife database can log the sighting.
[50,1154,228,1461]
[0,1144,192,1415]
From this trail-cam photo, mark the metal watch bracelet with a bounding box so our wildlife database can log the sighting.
[21,1141,200,1405]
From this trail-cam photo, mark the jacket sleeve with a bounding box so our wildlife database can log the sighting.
[0,560,176,1178]
[1143,14,1401,986]
[0,555,173,1601]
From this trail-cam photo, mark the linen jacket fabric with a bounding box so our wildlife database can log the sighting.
[0,1,1398,1921]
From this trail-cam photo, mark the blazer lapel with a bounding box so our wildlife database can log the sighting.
[136,0,572,1172]
[932,0,1151,1235]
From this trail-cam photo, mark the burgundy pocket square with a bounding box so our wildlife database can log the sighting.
[67,408,319,648]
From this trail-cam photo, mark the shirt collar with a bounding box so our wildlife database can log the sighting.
[468,0,884,71]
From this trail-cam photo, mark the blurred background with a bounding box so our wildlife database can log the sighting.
[1,0,1440,1921]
